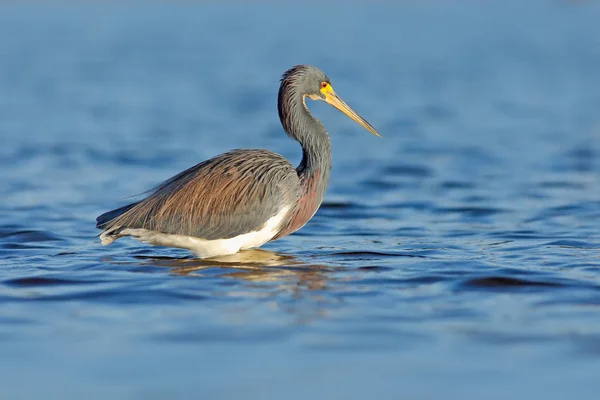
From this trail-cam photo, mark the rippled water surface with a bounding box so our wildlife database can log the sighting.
[1,2,600,399]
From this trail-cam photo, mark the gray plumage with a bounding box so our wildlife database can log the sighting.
[97,149,299,240]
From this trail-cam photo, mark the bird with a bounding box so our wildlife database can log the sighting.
[96,64,380,258]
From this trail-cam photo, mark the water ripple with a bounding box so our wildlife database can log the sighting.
[2,2,600,398]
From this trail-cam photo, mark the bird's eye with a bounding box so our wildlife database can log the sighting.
[321,82,328,89]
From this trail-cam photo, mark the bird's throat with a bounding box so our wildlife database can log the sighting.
[296,111,332,186]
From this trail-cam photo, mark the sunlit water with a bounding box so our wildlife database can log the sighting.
[1,2,600,399]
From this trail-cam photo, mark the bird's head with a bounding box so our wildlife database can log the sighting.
[280,65,381,138]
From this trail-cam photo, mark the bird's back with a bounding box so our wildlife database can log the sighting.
[97,149,300,242]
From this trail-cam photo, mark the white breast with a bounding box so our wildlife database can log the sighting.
[113,206,290,259]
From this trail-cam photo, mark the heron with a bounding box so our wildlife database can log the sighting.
[96,65,380,258]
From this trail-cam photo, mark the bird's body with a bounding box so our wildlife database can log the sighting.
[97,65,379,258]
[97,148,324,258]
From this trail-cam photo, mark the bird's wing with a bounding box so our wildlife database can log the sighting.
[97,149,300,240]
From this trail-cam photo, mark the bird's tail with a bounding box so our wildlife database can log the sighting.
[96,202,142,245]
[96,202,139,229]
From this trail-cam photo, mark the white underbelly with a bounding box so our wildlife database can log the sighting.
[112,206,290,258]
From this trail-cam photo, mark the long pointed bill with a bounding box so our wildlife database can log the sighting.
[322,86,381,138]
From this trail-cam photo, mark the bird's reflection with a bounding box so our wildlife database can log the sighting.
[130,249,333,291]
[102,249,342,324]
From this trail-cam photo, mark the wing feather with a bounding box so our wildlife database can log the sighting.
[97,149,299,240]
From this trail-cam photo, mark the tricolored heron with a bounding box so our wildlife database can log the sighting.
[96,65,380,258]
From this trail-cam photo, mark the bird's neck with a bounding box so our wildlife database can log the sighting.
[297,113,332,180]
[272,81,332,240]
[279,93,332,182]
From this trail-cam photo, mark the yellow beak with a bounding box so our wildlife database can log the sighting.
[322,85,381,138]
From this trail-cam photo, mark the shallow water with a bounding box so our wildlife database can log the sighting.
[1,2,600,399]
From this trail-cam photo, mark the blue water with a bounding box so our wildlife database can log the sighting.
[1,2,600,398]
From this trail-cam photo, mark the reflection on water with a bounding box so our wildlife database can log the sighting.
[132,249,332,290]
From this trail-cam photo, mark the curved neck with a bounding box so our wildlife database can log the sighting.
[278,88,332,179]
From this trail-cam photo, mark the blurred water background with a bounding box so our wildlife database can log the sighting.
[1,1,600,399]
